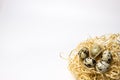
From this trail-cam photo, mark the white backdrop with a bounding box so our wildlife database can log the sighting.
[0,0,120,80]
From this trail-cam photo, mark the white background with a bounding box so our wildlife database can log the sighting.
[0,0,120,80]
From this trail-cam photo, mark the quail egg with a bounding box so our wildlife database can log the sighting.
[96,60,110,73]
[91,44,101,57]
[102,50,112,63]
[78,47,89,59]
[83,57,96,68]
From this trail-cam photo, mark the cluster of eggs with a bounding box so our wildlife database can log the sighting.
[78,44,112,73]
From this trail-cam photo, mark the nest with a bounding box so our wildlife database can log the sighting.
[68,33,120,80]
